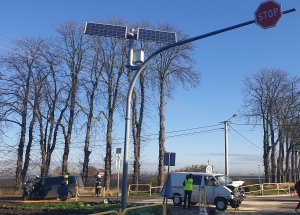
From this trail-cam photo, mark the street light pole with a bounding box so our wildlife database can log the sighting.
[223,113,237,176]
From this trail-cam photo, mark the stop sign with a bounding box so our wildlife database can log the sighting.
[255,0,282,29]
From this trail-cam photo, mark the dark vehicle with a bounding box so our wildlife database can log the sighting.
[22,178,36,200]
[22,175,83,200]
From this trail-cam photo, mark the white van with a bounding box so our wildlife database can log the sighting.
[161,172,244,211]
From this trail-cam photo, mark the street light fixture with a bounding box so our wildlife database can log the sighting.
[223,113,237,177]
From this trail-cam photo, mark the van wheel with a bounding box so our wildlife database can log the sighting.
[173,194,183,206]
[215,197,228,211]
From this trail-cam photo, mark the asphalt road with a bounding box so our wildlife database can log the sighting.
[131,194,299,214]
[0,194,299,214]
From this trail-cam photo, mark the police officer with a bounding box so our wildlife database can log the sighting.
[95,177,101,196]
[183,173,193,208]
[58,173,69,201]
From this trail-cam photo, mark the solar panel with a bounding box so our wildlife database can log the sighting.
[137,28,177,44]
[84,23,127,39]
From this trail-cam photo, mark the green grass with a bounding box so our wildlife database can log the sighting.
[0,201,163,214]
[0,202,121,214]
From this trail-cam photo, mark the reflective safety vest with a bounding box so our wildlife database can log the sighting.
[184,178,193,191]
[64,175,69,185]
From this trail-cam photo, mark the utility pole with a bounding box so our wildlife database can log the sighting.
[224,120,229,176]
[223,113,237,177]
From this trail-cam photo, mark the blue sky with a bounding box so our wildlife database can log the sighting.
[0,0,299,175]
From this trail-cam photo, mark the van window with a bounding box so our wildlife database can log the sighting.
[215,175,232,185]
[69,176,75,184]
[44,176,63,186]
[192,175,202,185]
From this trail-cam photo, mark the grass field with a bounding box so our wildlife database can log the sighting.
[0,201,121,214]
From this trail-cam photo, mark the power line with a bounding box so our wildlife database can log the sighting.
[231,123,263,126]
[229,124,263,152]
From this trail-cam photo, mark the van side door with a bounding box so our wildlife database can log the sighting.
[204,176,217,204]
[191,175,202,203]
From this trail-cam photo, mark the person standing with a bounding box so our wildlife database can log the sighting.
[183,173,193,208]
[58,173,69,201]
[95,178,101,196]
[295,180,300,212]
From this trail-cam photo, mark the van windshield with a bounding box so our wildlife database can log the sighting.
[215,175,232,185]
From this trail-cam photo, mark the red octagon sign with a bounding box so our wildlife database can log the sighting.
[255,0,282,29]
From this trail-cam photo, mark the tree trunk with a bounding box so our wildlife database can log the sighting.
[104,114,113,190]
[132,90,139,190]
[292,148,296,181]
[157,78,166,187]
[270,121,277,183]
[276,134,284,183]
[22,99,38,180]
[82,88,95,186]
[15,70,31,188]
[263,118,271,183]
[40,111,48,177]
[62,77,77,175]
[285,135,291,182]
[132,72,145,190]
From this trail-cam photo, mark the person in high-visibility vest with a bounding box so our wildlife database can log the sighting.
[95,177,101,196]
[64,174,69,185]
[58,173,69,201]
[183,173,193,208]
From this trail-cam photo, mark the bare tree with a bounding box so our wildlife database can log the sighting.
[243,69,300,183]
[38,41,69,177]
[148,25,200,186]
[81,37,104,186]
[101,36,127,191]
[56,22,88,175]
[0,39,45,187]
[22,55,49,180]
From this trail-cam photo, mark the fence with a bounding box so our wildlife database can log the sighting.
[242,183,291,195]
[32,182,294,201]
[90,203,166,215]
[75,186,106,201]
[127,184,162,196]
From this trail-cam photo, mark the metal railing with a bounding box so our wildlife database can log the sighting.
[127,184,163,196]
[75,185,106,201]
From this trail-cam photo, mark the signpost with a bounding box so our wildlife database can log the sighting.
[255,0,282,29]
[163,152,176,206]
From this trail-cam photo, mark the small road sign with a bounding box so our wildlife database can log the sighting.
[255,0,282,29]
